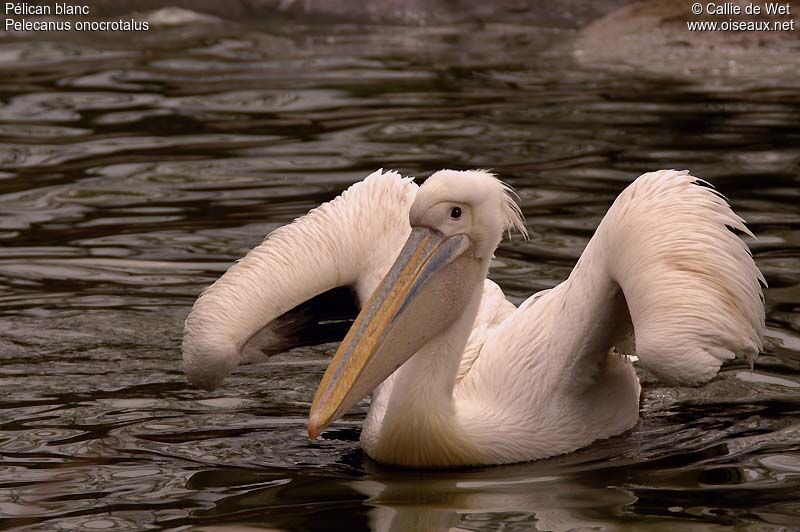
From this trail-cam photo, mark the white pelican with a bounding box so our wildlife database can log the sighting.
[183,169,765,468]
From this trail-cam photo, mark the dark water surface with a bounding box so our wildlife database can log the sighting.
[1,14,799,532]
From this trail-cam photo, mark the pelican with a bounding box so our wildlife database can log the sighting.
[183,169,765,468]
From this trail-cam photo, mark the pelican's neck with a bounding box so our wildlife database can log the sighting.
[361,255,490,466]
[389,280,484,408]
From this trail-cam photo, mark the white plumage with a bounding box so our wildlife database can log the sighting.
[183,168,765,468]
[183,171,417,389]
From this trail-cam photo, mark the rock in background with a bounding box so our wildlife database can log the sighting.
[573,0,800,87]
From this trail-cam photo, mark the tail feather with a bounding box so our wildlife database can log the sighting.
[606,170,765,385]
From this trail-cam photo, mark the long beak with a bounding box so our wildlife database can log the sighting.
[307,226,475,439]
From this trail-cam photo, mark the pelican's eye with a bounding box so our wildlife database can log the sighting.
[450,206,462,219]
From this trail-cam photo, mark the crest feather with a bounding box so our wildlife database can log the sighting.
[500,180,528,239]
[476,170,528,239]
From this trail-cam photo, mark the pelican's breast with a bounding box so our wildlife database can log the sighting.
[361,376,485,467]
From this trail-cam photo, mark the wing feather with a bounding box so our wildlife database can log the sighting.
[182,170,417,390]
[464,170,765,404]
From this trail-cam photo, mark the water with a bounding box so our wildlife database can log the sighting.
[1,13,799,532]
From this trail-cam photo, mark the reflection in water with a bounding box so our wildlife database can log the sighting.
[356,466,637,532]
[0,10,798,532]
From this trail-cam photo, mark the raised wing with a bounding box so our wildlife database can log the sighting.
[182,170,417,390]
[467,170,765,404]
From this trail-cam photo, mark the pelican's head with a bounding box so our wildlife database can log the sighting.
[308,170,525,439]
[409,169,527,261]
